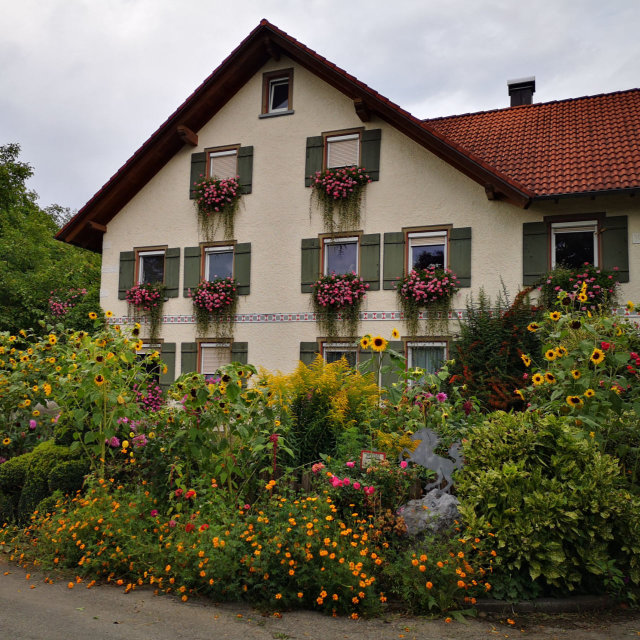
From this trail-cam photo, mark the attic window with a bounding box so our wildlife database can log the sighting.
[261,69,293,117]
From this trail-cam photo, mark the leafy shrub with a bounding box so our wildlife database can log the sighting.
[457,412,640,601]
[0,452,33,524]
[47,459,89,494]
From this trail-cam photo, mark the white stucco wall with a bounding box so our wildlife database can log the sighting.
[99,56,640,375]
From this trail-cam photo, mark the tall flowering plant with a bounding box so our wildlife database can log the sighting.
[397,267,459,336]
[189,277,238,337]
[310,166,371,234]
[312,272,369,337]
[125,282,164,342]
[192,176,241,240]
[48,288,88,317]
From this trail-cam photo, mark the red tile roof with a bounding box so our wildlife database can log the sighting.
[425,89,640,197]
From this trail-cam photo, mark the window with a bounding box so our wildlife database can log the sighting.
[208,149,238,180]
[326,133,360,169]
[199,342,232,381]
[138,250,165,285]
[551,220,598,269]
[262,69,293,115]
[408,231,447,270]
[204,245,234,280]
[136,343,162,384]
[407,341,447,374]
[324,237,358,274]
[323,342,358,367]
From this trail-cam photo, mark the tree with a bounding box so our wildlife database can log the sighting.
[0,144,102,333]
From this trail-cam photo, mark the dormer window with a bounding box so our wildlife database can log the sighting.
[261,69,293,117]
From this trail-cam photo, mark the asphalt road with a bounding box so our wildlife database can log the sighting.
[2,558,640,640]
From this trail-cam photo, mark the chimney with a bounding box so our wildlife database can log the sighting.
[508,76,536,106]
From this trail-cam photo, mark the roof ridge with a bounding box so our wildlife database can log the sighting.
[425,87,640,123]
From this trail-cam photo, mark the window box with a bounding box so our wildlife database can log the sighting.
[189,277,238,337]
[183,243,251,297]
[125,282,165,343]
[118,247,180,300]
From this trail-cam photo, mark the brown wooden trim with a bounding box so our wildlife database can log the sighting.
[261,68,293,114]
[199,241,236,280]
[134,245,168,285]
[354,98,371,122]
[319,231,363,276]
[263,36,280,61]
[403,225,452,273]
[177,125,198,147]
[87,220,107,233]
[203,144,240,178]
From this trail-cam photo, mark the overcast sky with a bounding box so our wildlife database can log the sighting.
[2,0,639,213]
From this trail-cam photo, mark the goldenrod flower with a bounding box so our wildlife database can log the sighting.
[371,336,388,352]
[590,348,605,365]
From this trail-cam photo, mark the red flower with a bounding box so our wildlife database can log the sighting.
[185,523,195,533]
[185,490,196,499]
[174,488,184,498]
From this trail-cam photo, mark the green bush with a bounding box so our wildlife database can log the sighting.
[48,459,89,494]
[0,452,34,524]
[456,411,640,601]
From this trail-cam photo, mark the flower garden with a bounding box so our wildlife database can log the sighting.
[1,265,640,617]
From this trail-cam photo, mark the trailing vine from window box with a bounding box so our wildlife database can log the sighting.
[189,277,238,337]
[397,267,459,336]
[193,176,241,241]
[310,166,371,234]
[536,263,620,312]
[311,272,369,338]
[125,283,165,343]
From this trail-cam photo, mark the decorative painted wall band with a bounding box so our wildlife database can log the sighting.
[109,308,638,325]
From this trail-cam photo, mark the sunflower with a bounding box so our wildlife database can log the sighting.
[96,355,105,363]
[544,349,557,361]
[134,340,144,351]
[48,334,57,345]
[514,389,525,401]
[578,293,588,303]
[569,320,581,330]
[544,372,556,384]
[88,312,98,320]
[571,369,581,380]
[584,388,596,398]
[94,375,105,386]
[626,300,635,312]
[359,335,372,350]
[566,395,584,408]
[105,310,113,318]
[371,336,388,352]
[391,328,400,340]
[555,346,568,357]
[520,354,531,367]
[2,437,11,446]
[590,348,605,365]
[527,323,541,333]
[616,327,624,337]
[532,373,544,386]
[549,311,562,321]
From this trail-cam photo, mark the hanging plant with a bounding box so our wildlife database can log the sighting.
[193,176,242,241]
[397,267,459,336]
[310,166,371,234]
[189,277,238,337]
[125,283,165,343]
[311,272,369,338]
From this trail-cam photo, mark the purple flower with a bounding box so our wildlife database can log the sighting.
[436,392,447,403]
[29,419,37,430]
[150,509,158,517]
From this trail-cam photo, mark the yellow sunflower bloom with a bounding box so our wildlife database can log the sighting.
[520,354,531,367]
[371,336,388,352]
[555,346,568,357]
[571,370,581,380]
[532,373,544,386]
[2,437,11,446]
[590,348,605,365]
[549,311,562,321]
[514,389,525,401]
[544,372,556,384]
[88,312,98,320]
[527,323,540,333]
[544,349,557,361]
[626,300,635,312]
[577,293,588,303]
[94,375,106,386]
[359,335,371,350]
[584,388,596,398]
[48,335,57,345]
[391,328,400,340]
[105,310,113,318]
[566,395,584,408]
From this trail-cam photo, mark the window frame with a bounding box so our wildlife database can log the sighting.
[135,246,167,285]
[205,145,240,180]
[550,219,600,269]
[261,68,294,115]
[322,234,360,276]
[198,340,232,379]
[407,229,448,272]
[322,341,359,367]
[406,340,448,375]
[202,243,235,281]
[322,128,363,170]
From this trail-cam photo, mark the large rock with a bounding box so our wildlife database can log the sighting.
[399,489,461,536]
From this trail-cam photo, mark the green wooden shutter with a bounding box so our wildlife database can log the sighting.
[301,238,321,292]
[300,341,319,366]
[601,216,629,283]
[159,342,176,390]
[181,342,197,374]
[522,221,549,285]
[380,341,404,390]
[190,152,206,199]
[164,247,180,298]
[305,136,324,187]
[231,341,248,365]
[359,346,374,369]
[234,243,251,296]
[118,251,135,300]
[383,232,405,290]
[237,146,254,195]
[183,246,201,296]
[360,233,380,291]
[361,129,381,181]
[449,227,472,288]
